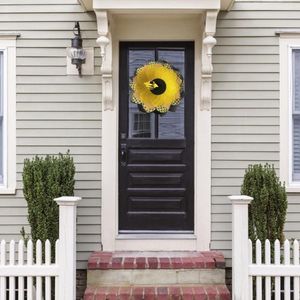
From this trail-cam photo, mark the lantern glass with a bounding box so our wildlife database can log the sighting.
[67,47,86,60]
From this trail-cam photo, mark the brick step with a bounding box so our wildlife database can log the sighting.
[84,285,231,300]
[87,251,226,288]
[88,251,225,270]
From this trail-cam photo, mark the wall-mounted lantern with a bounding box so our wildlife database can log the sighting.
[67,22,86,76]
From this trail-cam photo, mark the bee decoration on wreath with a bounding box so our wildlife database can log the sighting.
[130,61,184,114]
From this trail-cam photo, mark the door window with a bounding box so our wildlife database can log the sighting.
[128,48,185,139]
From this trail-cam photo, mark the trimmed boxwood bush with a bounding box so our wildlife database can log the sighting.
[22,152,75,261]
[241,163,287,244]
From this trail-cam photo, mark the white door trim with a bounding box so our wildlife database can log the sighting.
[96,11,218,251]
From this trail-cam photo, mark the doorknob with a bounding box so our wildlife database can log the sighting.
[120,144,127,167]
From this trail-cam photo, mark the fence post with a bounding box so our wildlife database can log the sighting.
[55,196,82,300]
[228,195,253,300]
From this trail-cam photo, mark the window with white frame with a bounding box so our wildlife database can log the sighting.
[0,36,17,193]
[279,34,300,190]
[0,50,4,184]
[292,48,300,181]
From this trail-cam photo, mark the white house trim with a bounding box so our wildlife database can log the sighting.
[94,4,218,251]
[201,10,218,110]
[0,34,17,195]
[279,35,300,192]
[79,0,235,11]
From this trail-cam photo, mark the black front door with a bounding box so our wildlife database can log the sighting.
[119,42,194,232]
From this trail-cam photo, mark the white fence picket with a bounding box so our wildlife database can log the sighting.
[248,239,253,300]
[18,240,24,300]
[45,240,51,300]
[1,240,6,300]
[265,239,271,300]
[9,240,15,300]
[55,240,59,300]
[27,240,33,300]
[284,239,291,300]
[275,239,281,300]
[36,240,42,300]
[294,239,300,300]
[256,239,262,300]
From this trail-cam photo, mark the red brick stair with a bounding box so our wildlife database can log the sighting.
[87,251,226,270]
[84,285,230,299]
[84,251,230,300]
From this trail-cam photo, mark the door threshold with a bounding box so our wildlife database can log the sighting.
[116,232,196,240]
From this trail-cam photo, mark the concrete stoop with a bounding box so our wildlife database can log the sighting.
[84,251,230,300]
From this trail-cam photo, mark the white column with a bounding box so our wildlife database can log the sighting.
[228,195,253,300]
[55,196,82,300]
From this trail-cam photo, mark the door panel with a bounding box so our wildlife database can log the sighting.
[119,42,194,232]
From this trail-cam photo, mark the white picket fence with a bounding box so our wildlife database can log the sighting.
[0,196,81,300]
[248,239,300,300]
[0,239,59,300]
[230,195,300,300]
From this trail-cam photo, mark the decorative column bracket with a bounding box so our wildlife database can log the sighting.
[96,10,113,111]
[201,10,218,111]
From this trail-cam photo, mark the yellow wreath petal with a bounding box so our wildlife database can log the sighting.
[130,61,183,113]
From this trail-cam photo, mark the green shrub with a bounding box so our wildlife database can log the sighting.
[241,163,287,244]
[22,152,75,261]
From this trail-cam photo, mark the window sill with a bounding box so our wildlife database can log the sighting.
[286,185,300,193]
[0,32,20,39]
[0,187,16,195]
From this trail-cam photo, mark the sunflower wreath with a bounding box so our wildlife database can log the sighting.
[130,61,184,114]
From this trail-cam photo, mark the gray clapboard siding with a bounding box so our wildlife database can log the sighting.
[232,2,300,11]
[212,54,279,63]
[213,91,279,99]
[17,67,101,76]
[17,85,101,93]
[211,0,300,266]
[17,93,101,101]
[0,0,101,268]
[212,99,279,108]
[16,102,101,111]
[0,0,78,4]
[16,128,101,137]
[214,45,279,54]
[16,57,101,66]
[218,19,300,28]
[0,5,84,13]
[16,121,102,129]
[212,152,279,161]
[17,48,101,57]
[219,11,300,19]
[17,75,102,84]
[0,13,95,22]
[212,82,278,90]
[212,143,279,152]
[212,108,279,117]
[213,73,279,81]
[213,63,278,72]
[16,31,98,39]
[16,154,101,164]
[216,28,282,37]
[212,116,279,125]
[0,22,97,31]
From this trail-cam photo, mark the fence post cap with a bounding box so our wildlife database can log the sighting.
[54,196,82,206]
[228,195,253,204]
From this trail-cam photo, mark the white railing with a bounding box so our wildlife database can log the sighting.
[229,195,300,300]
[0,196,81,300]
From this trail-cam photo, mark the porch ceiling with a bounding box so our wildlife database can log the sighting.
[78,0,235,12]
